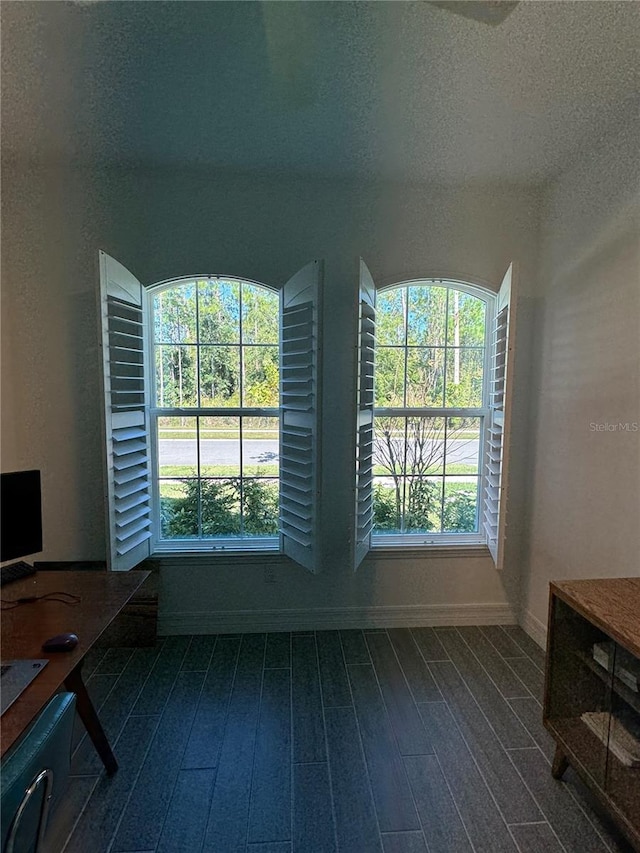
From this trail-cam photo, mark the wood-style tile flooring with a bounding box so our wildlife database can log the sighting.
[44,626,634,853]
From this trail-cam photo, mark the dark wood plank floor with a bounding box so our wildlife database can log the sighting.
[44,626,634,853]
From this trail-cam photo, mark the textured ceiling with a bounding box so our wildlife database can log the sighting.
[2,1,639,182]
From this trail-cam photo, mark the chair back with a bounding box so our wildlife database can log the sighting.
[1,693,76,853]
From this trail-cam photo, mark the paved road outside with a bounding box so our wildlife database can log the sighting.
[158,438,480,467]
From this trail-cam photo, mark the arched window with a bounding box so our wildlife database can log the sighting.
[373,280,490,539]
[151,277,281,546]
[355,262,516,567]
[99,252,322,571]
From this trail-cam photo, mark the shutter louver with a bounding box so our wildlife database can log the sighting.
[107,299,145,411]
[483,264,517,570]
[354,259,376,570]
[280,261,322,572]
[99,251,151,571]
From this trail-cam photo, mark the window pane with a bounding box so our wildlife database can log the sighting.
[242,478,279,535]
[374,416,406,477]
[406,417,446,476]
[447,291,486,347]
[242,284,279,344]
[242,417,279,477]
[375,347,405,407]
[445,417,481,475]
[406,348,445,407]
[445,348,484,407]
[442,479,479,532]
[158,417,197,477]
[159,479,198,539]
[199,417,239,477]
[407,285,447,346]
[154,283,197,343]
[243,346,279,407]
[201,479,241,536]
[375,416,447,478]
[199,346,240,406]
[155,346,197,407]
[377,288,406,345]
[198,279,240,343]
[405,477,442,532]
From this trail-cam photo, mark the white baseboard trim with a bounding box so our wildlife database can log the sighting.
[159,602,516,635]
[519,608,548,651]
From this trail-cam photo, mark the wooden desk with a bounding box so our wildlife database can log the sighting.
[1,570,150,774]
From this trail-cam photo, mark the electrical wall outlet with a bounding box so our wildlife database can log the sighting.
[264,566,276,584]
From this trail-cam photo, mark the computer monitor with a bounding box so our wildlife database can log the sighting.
[0,470,43,562]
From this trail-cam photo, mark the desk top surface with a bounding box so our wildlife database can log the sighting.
[1,570,149,757]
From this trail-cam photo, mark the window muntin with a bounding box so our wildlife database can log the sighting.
[373,281,490,542]
[150,278,280,548]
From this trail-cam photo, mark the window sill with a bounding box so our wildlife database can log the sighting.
[152,537,279,554]
[369,542,491,560]
[148,543,491,565]
[147,551,285,569]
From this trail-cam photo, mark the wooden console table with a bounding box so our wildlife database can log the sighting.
[1,570,150,774]
[544,577,640,850]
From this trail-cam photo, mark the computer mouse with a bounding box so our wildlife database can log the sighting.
[42,633,79,653]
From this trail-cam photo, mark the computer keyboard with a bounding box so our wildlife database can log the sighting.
[0,561,36,586]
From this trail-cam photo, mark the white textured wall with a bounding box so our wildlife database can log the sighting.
[522,114,640,633]
[1,162,540,628]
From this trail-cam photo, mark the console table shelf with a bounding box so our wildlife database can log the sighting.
[544,578,640,851]
[576,649,640,716]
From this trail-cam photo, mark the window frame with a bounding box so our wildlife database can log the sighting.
[370,277,497,549]
[145,274,282,554]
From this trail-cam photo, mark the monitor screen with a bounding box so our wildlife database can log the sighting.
[0,470,43,562]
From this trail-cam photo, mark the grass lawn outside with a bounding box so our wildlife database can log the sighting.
[373,462,477,476]
[159,465,279,478]
[158,429,481,441]
[158,430,279,440]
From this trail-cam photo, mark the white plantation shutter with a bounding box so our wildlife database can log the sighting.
[280,261,323,572]
[354,259,376,570]
[483,263,517,570]
[99,251,151,571]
